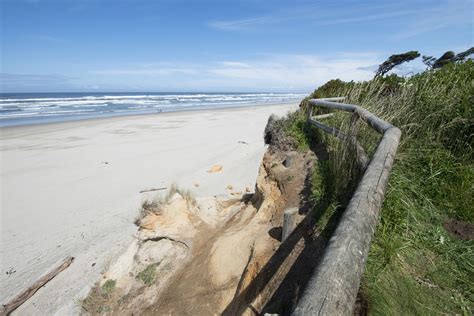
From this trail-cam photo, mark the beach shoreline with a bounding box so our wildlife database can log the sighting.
[0,101,298,132]
[0,101,298,314]
[0,91,305,128]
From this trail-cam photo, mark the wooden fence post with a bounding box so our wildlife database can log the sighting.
[282,208,299,241]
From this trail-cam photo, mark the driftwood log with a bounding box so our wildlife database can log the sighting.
[1,256,74,315]
[139,187,167,193]
[293,98,401,315]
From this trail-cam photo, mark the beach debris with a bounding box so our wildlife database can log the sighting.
[92,263,96,267]
[1,256,74,315]
[245,187,252,193]
[101,161,109,165]
[139,187,167,194]
[238,141,249,145]
[207,164,223,173]
[193,182,200,187]
[5,267,16,276]
[226,185,233,190]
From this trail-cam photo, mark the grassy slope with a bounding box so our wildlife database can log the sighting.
[288,61,473,314]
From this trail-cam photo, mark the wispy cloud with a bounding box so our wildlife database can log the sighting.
[0,73,70,84]
[89,52,381,91]
[319,9,422,26]
[209,16,285,31]
[36,35,63,42]
[391,0,473,40]
[0,73,73,91]
[209,0,473,40]
[208,2,412,31]
[209,8,418,30]
[91,63,199,76]
[219,61,252,68]
[3,52,387,92]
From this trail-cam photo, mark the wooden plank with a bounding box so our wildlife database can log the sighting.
[1,256,74,315]
[308,118,346,140]
[312,113,335,120]
[310,99,393,134]
[307,118,369,171]
[318,97,346,102]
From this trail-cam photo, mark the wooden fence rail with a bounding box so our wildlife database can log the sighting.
[293,98,401,315]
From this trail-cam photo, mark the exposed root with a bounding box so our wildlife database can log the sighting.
[141,236,189,249]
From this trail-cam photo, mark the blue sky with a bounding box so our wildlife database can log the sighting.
[1,0,473,92]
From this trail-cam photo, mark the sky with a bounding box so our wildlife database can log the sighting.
[1,0,473,93]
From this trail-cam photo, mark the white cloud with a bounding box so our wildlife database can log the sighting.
[0,73,74,92]
[89,53,381,91]
[92,67,198,76]
[219,61,253,68]
[208,53,381,89]
[209,16,277,31]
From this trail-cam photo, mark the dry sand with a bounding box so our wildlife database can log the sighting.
[0,103,297,314]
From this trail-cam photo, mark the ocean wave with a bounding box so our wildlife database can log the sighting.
[0,93,305,126]
[0,93,305,103]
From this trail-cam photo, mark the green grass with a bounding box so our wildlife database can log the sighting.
[101,279,116,296]
[136,263,159,286]
[362,142,474,314]
[282,110,320,152]
[81,279,116,313]
[285,61,474,314]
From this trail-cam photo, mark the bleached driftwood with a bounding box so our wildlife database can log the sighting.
[293,98,401,315]
[139,187,167,193]
[1,256,74,315]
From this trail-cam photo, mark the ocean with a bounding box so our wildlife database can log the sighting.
[0,92,305,127]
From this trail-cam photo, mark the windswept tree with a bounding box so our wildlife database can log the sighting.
[424,48,473,70]
[422,55,436,68]
[375,51,420,77]
[432,51,455,69]
[454,47,474,61]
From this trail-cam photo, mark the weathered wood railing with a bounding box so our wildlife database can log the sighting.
[293,97,401,315]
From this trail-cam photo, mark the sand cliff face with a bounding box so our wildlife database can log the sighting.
[82,123,316,315]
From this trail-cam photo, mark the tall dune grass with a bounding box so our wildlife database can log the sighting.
[291,61,473,314]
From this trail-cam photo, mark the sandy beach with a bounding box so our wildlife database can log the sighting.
[0,102,297,314]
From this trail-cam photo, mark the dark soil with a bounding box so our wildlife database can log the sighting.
[442,218,474,240]
[353,289,369,316]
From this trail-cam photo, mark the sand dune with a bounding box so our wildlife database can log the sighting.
[0,103,297,314]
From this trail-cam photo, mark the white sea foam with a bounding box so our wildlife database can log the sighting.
[0,93,305,126]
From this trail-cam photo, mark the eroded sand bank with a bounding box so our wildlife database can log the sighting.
[0,103,297,314]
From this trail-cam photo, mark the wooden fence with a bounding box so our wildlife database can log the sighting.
[293,98,401,315]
